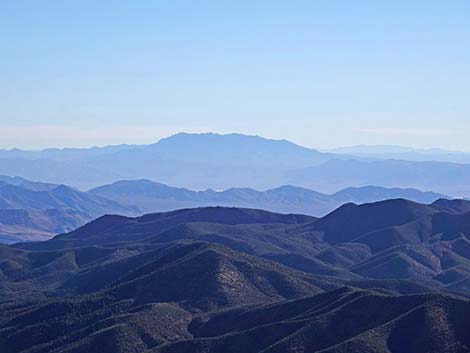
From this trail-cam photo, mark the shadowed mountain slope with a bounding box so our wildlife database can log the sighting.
[51,206,315,245]
[1,202,470,352]
[153,287,470,353]
[0,241,342,353]
[432,198,470,215]
[15,200,470,295]
[311,198,438,244]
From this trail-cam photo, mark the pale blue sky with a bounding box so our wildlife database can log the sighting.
[1,1,469,150]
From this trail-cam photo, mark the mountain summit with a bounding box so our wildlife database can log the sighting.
[0,132,470,195]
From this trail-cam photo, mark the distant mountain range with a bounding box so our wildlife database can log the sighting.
[1,132,470,196]
[330,144,470,163]
[90,179,447,216]
[2,199,469,352]
[0,175,449,243]
[0,176,136,243]
[0,133,338,190]
[287,158,470,195]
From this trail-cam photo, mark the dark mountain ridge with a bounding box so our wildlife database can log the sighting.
[16,200,470,294]
[155,288,470,353]
[1,201,470,352]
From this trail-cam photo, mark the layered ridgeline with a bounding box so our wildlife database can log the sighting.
[330,144,470,164]
[0,175,448,243]
[1,133,470,195]
[0,176,137,243]
[1,201,469,352]
[89,179,447,216]
[0,133,339,190]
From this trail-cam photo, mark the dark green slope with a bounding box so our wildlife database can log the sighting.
[1,203,470,353]
[152,288,470,353]
[0,242,338,353]
[17,201,470,294]
[50,206,315,246]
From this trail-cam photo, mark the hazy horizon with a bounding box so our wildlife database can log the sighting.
[2,1,469,150]
[2,131,470,154]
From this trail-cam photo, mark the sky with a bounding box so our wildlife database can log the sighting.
[1,0,469,150]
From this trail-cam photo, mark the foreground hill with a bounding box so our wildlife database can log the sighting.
[155,287,470,353]
[22,200,470,294]
[2,203,470,352]
[0,240,340,353]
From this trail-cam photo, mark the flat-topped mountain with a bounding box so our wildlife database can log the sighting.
[147,132,334,167]
[1,132,470,195]
[0,133,338,190]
